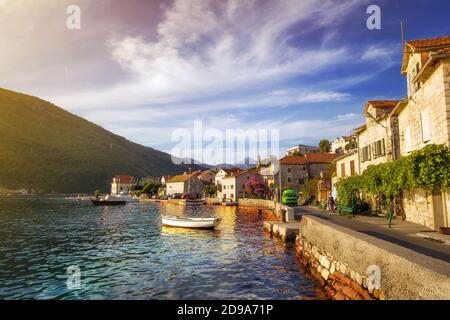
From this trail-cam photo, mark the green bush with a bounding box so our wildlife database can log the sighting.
[336,144,450,206]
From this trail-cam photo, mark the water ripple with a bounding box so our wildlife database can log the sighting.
[0,196,326,300]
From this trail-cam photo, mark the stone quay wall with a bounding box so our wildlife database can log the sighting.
[296,216,450,300]
[238,198,275,210]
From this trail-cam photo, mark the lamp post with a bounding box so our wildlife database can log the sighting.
[187,167,191,196]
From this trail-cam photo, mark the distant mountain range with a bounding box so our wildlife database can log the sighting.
[0,88,204,193]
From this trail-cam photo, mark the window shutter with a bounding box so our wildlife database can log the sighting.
[405,126,412,153]
[421,111,431,142]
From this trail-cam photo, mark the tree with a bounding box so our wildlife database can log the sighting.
[94,189,102,199]
[319,139,331,153]
[142,182,161,195]
[204,185,217,198]
[290,150,303,156]
[244,175,269,199]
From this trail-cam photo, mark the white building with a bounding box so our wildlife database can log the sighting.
[331,136,354,154]
[111,175,135,195]
[286,144,319,156]
[219,169,259,201]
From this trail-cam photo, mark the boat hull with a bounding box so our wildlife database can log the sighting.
[161,216,221,229]
[91,200,127,206]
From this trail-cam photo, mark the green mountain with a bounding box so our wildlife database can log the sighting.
[0,88,203,193]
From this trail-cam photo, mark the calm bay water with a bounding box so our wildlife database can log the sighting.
[0,196,325,300]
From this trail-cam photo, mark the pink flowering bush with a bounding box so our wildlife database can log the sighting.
[244,175,269,199]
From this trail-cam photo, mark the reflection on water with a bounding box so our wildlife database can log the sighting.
[0,196,326,300]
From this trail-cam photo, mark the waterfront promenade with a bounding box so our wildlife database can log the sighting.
[295,206,450,272]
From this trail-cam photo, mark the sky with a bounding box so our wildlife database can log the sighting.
[1,0,450,164]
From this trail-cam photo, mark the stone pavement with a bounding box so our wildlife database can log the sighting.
[294,206,450,264]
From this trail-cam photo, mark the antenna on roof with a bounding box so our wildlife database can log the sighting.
[401,21,405,51]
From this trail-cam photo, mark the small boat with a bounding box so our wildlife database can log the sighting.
[91,195,126,206]
[161,215,222,229]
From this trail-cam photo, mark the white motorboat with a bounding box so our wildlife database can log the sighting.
[161,215,222,229]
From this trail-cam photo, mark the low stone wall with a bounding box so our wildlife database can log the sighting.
[274,202,295,222]
[297,216,450,300]
[238,198,275,210]
[205,198,221,205]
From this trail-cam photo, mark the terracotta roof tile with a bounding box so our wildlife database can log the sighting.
[167,172,199,183]
[407,36,450,49]
[367,100,400,108]
[279,156,307,165]
[114,175,135,183]
[280,154,340,165]
[304,153,341,163]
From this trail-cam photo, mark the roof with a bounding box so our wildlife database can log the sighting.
[402,36,450,74]
[364,100,400,119]
[167,172,199,183]
[407,36,450,50]
[332,151,358,163]
[279,156,308,165]
[353,124,367,134]
[198,170,215,178]
[304,153,341,164]
[113,175,135,183]
[280,153,340,165]
[366,100,399,108]
[222,169,259,179]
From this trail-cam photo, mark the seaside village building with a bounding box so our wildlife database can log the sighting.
[277,153,340,198]
[218,169,260,202]
[166,171,203,198]
[286,144,320,155]
[111,175,135,195]
[333,35,450,230]
[330,136,355,154]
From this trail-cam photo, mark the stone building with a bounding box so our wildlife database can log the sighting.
[354,100,400,173]
[277,153,340,196]
[331,152,359,199]
[111,175,135,195]
[333,36,450,231]
[390,36,450,229]
[166,171,203,198]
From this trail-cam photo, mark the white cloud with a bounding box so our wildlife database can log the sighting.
[361,44,399,66]
[48,0,365,111]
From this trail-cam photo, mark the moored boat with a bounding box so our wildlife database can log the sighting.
[161,215,222,229]
[91,195,127,206]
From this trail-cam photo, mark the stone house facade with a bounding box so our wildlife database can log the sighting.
[390,36,450,229]
[331,152,359,199]
[355,101,399,173]
[166,172,203,198]
[277,154,340,196]
[334,36,450,230]
[219,170,259,201]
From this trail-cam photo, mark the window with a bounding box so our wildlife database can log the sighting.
[287,178,291,183]
[230,194,234,199]
[350,160,355,176]
[361,146,371,162]
[420,111,431,142]
[230,185,234,190]
[287,168,291,173]
[405,126,412,153]
[223,185,226,190]
[299,178,305,184]
[373,139,385,158]
[341,163,346,177]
